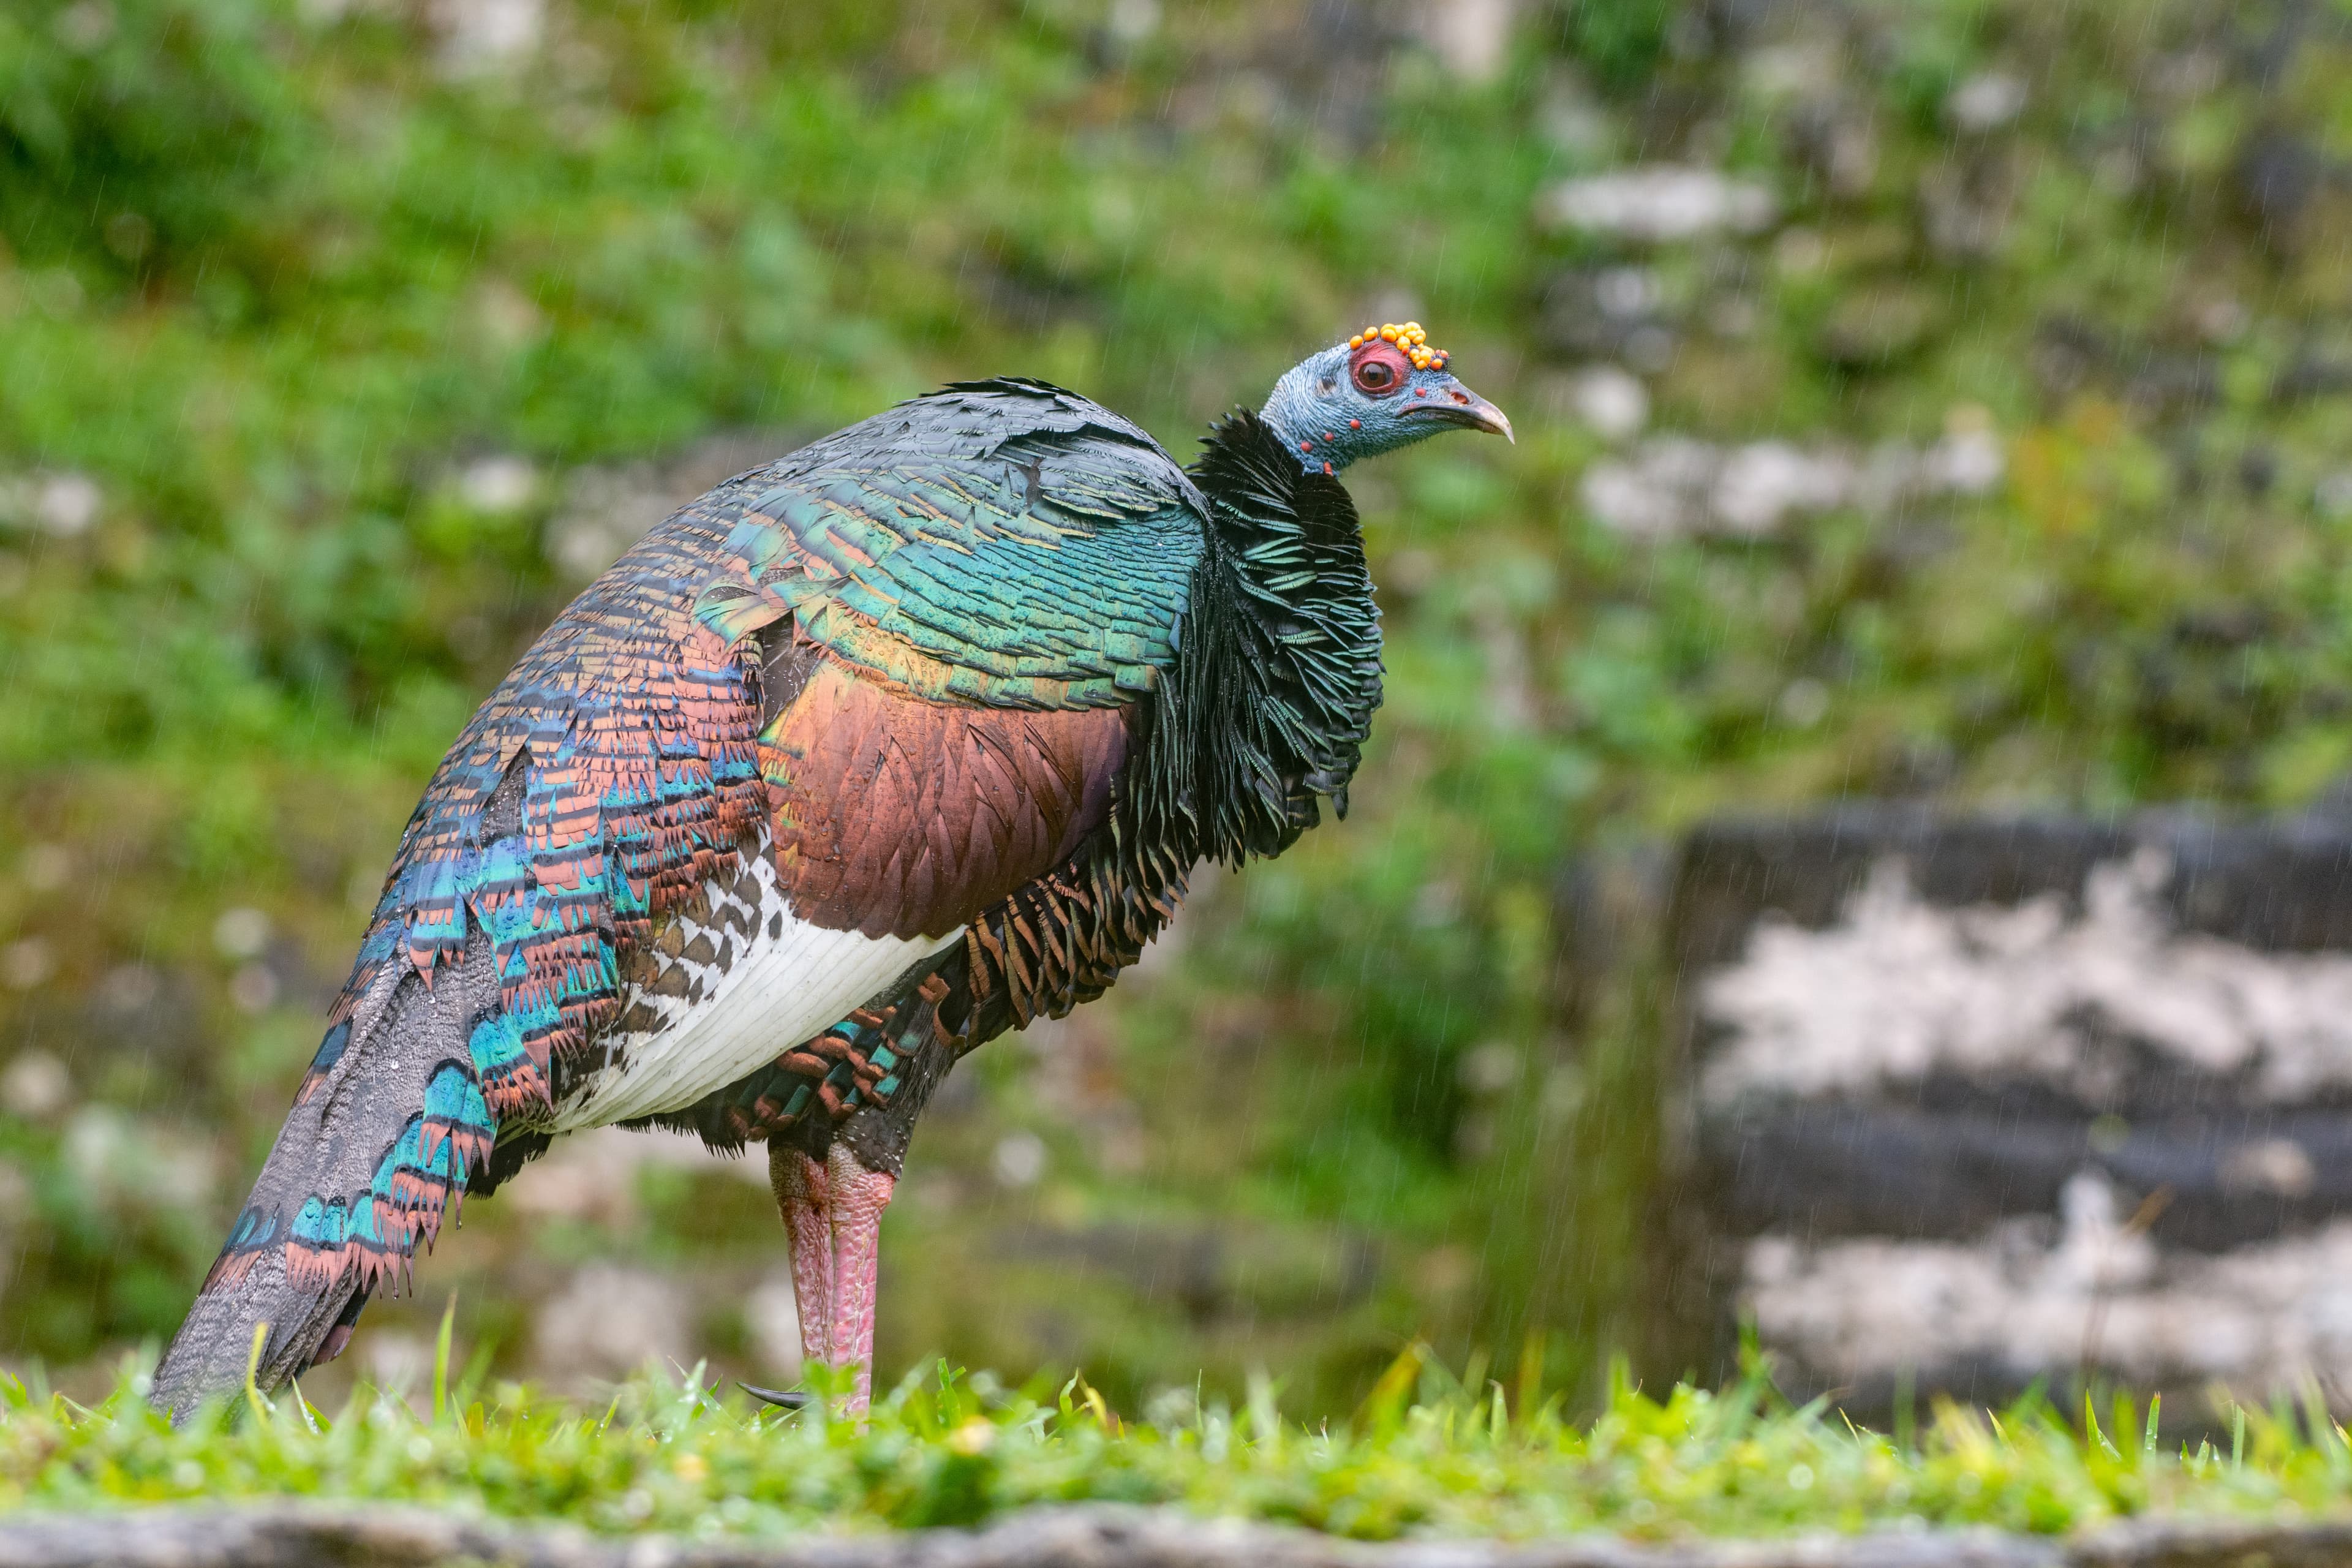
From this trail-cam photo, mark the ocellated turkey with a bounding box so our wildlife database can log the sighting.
[154,325,1510,1417]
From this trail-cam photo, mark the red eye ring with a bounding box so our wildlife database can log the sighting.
[1350,341,1411,396]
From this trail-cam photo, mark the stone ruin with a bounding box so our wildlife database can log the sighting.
[1656,808,2352,1417]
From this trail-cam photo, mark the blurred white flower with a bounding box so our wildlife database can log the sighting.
[1585,418,2004,542]
[1946,72,2027,133]
[1,1052,69,1118]
[1777,677,1830,728]
[1713,442,1852,536]
[431,0,542,73]
[991,1131,1047,1189]
[1415,0,1516,85]
[33,473,100,536]
[1569,366,1649,442]
[458,454,540,514]
[213,907,271,960]
[1538,167,1776,243]
[1,473,103,537]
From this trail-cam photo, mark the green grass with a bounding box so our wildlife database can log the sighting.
[6,1344,2352,1541]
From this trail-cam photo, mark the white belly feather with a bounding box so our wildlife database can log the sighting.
[552,832,960,1131]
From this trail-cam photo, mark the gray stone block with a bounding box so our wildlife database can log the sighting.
[1,1503,2348,1568]
[1657,806,2352,1418]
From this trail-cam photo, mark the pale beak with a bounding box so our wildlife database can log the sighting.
[1405,377,1515,443]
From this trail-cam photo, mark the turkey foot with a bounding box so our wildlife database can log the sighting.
[767,1144,835,1371]
[824,1141,895,1419]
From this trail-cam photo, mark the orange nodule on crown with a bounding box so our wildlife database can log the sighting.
[1346,322,1447,371]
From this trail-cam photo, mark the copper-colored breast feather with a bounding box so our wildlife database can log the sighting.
[763,658,1131,941]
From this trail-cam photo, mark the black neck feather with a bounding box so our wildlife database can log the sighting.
[1144,408,1385,865]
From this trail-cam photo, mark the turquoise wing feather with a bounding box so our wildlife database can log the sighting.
[694,378,1207,708]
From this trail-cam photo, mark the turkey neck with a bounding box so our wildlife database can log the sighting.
[1150,408,1385,866]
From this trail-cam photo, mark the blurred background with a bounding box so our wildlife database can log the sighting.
[7,0,2352,1421]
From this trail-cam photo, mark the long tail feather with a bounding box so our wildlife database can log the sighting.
[152,944,502,1419]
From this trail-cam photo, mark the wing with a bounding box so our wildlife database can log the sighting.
[692,377,1204,710]
[198,380,1207,1295]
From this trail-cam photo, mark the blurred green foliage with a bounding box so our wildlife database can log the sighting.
[6,0,2352,1417]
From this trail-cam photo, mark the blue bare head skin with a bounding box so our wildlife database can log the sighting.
[1259,323,1513,474]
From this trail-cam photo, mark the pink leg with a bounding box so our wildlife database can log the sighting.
[825,1142,896,1418]
[767,1145,835,1370]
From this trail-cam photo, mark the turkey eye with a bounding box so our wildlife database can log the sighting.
[1354,360,1397,393]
